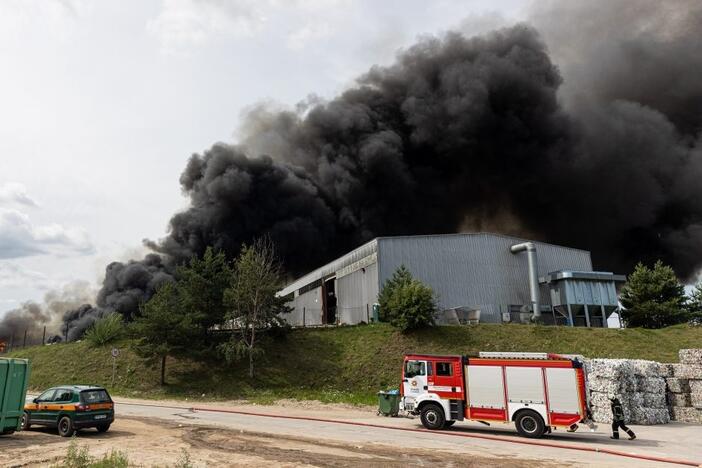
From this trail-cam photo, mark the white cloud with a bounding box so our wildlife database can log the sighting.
[0,208,94,259]
[147,0,269,53]
[0,262,54,290]
[287,22,333,50]
[0,182,38,207]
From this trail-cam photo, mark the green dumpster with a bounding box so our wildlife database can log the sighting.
[0,358,30,435]
[377,390,400,417]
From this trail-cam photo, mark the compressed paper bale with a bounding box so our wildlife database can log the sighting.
[666,377,691,393]
[643,392,667,409]
[588,377,635,394]
[629,407,671,425]
[589,391,612,409]
[585,359,634,379]
[591,407,613,424]
[626,392,645,408]
[671,406,702,424]
[668,392,691,407]
[678,349,702,365]
[672,364,702,379]
[689,380,702,394]
[635,376,666,394]
[658,363,674,378]
[691,392,702,409]
[631,360,664,377]
[642,408,670,425]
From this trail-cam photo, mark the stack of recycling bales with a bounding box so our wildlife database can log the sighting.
[667,349,702,423]
[585,358,670,424]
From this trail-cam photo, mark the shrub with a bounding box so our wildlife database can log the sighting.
[379,266,436,332]
[84,313,124,347]
[56,440,129,468]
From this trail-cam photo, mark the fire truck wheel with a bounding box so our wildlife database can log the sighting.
[515,410,545,438]
[420,403,445,430]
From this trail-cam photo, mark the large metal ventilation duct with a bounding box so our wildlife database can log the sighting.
[510,242,541,318]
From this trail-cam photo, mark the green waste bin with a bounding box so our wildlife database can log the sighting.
[377,390,400,417]
[0,358,30,435]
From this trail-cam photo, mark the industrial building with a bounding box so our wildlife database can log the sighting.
[279,233,624,327]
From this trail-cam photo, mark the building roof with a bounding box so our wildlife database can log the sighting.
[540,270,626,284]
[280,232,591,296]
[279,238,378,296]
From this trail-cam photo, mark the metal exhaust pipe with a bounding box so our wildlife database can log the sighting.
[510,242,540,318]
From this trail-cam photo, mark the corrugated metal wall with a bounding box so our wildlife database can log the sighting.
[377,234,593,323]
[337,261,379,324]
[286,287,324,326]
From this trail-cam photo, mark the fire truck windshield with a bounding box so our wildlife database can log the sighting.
[404,361,426,378]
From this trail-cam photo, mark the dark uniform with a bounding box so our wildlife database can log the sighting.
[610,397,636,440]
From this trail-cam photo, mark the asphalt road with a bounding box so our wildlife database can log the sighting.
[109,397,702,467]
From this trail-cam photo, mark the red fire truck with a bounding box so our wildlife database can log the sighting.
[400,352,594,438]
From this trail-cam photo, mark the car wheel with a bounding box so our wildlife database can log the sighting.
[58,416,75,437]
[443,420,456,429]
[96,424,110,433]
[515,410,545,438]
[21,411,31,430]
[420,403,445,430]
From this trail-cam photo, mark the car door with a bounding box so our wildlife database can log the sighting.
[403,360,428,397]
[31,389,57,424]
[51,389,75,426]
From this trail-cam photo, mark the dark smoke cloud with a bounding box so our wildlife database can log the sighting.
[0,281,94,345]
[149,25,572,276]
[147,12,702,281]
[0,302,49,344]
[58,253,174,340]
[96,253,174,321]
[65,1,702,335]
[62,304,107,342]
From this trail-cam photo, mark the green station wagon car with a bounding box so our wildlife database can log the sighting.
[22,385,114,437]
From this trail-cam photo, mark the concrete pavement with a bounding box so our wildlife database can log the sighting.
[111,397,702,467]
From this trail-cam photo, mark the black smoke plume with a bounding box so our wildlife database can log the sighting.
[0,302,49,345]
[62,304,106,342]
[0,281,94,345]
[68,1,702,335]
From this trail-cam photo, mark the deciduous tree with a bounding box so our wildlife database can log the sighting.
[220,238,289,378]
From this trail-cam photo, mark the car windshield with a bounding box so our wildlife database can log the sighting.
[80,389,111,403]
[404,360,426,378]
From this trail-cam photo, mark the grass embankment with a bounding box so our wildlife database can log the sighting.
[9,323,701,405]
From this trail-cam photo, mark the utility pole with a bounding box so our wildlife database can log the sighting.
[9,334,14,352]
[23,329,27,348]
[42,326,46,345]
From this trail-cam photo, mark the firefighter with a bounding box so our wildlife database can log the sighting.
[609,396,636,440]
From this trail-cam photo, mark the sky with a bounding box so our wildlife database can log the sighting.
[0,0,529,314]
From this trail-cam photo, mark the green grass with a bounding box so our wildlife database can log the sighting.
[9,323,701,406]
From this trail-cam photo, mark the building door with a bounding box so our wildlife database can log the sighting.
[323,277,337,325]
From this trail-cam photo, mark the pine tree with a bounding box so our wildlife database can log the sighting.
[619,260,688,328]
[132,282,195,385]
[378,265,435,331]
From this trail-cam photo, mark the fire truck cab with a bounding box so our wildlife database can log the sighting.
[400,352,593,438]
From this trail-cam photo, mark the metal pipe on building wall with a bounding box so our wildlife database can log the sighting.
[510,242,541,318]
